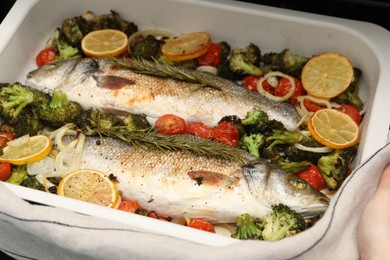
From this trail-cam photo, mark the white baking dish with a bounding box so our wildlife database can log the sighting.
[0,0,390,246]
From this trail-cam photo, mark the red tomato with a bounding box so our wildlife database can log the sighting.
[339,104,362,125]
[242,75,260,92]
[296,164,325,191]
[303,100,323,113]
[148,211,170,222]
[185,122,213,139]
[0,163,11,181]
[35,48,57,67]
[197,43,221,67]
[155,114,186,135]
[274,77,306,105]
[212,121,239,147]
[0,132,14,148]
[118,200,142,213]
[187,218,215,233]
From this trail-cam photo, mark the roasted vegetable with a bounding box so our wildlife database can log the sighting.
[262,48,309,77]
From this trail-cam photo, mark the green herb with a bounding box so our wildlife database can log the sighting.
[110,57,222,90]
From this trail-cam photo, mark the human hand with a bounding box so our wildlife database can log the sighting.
[358,164,390,259]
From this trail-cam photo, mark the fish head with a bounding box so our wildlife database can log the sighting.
[243,162,330,217]
[26,58,101,93]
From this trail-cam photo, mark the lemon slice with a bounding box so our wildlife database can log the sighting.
[57,169,119,208]
[301,52,354,99]
[81,29,128,58]
[308,108,359,149]
[161,32,211,61]
[0,135,52,165]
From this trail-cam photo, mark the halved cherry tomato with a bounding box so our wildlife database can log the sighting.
[185,122,213,139]
[0,162,11,181]
[187,218,215,233]
[155,114,186,135]
[338,104,361,125]
[0,132,14,148]
[296,164,325,191]
[35,48,57,67]
[118,200,142,213]
[303,99,323,113]
[242,75,260,92]
[274,77,306,105]
[197,43,221,67]
[212,121,239,147]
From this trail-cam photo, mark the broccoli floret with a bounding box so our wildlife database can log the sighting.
[229,43,263,76]
[261,204,306,241]
[37,90,83,128]
[218,115,245,136]
[217,60,242,81]
[279,161,311,173]
[20,176,45,191]
[217,41,231,63]
[266,129,304,150]
[50,28,82,61]
[132,37,161,60]
[317,147,357,190]
[241,108,269,134]
[262,49,309,78]
[6,165,28,185]
[232,213,262,240]
[331,68,363,111]
[14,109,45,138]
[0,82,34,125]
[283,135,330,164]
[78,108,122,135]
[111,10,138,37]
[123,113,151,131]
[61,18,84,46]
[240,133,264,157]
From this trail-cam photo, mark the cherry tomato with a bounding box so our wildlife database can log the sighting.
[0,132,14,148]
[118,200,142,213]
[197,43,221,67]
[296,164,325,191]
[212,121,239,147]
[274,77,306,105]
[155,114,186,135]
[35,48,57,67]
[148,211,170,222]
[339,104,362,125]
[187,218,215,233]
[185,122,213,139]
[0,163,11,181]
[303,100,323,113]
[242,75,260,92]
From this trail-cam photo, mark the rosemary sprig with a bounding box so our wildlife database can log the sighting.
[86,125,247,163]
[110,57,222,90]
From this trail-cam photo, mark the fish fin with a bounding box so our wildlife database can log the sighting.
[188,171,238,188]
[93,75,135,89]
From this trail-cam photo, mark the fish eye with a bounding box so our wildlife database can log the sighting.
[289,177,308,190]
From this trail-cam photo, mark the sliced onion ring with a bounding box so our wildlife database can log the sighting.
[257,71,296,102]
[294,143,333,153]
[27,157,55,176]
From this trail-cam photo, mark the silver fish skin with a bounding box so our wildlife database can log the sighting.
[26,58,300,128]
[78,136,329,224]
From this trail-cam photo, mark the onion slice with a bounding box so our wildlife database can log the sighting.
[257,71,296,102]
[294,143,333,153]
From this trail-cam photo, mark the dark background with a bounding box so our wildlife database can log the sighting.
[1,0,390,30]
[0,0,389,259]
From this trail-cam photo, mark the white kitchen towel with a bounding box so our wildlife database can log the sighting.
[1,142,390,260]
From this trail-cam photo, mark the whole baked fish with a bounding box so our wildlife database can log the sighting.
[26,58,300,128]
[74,135,329,224]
